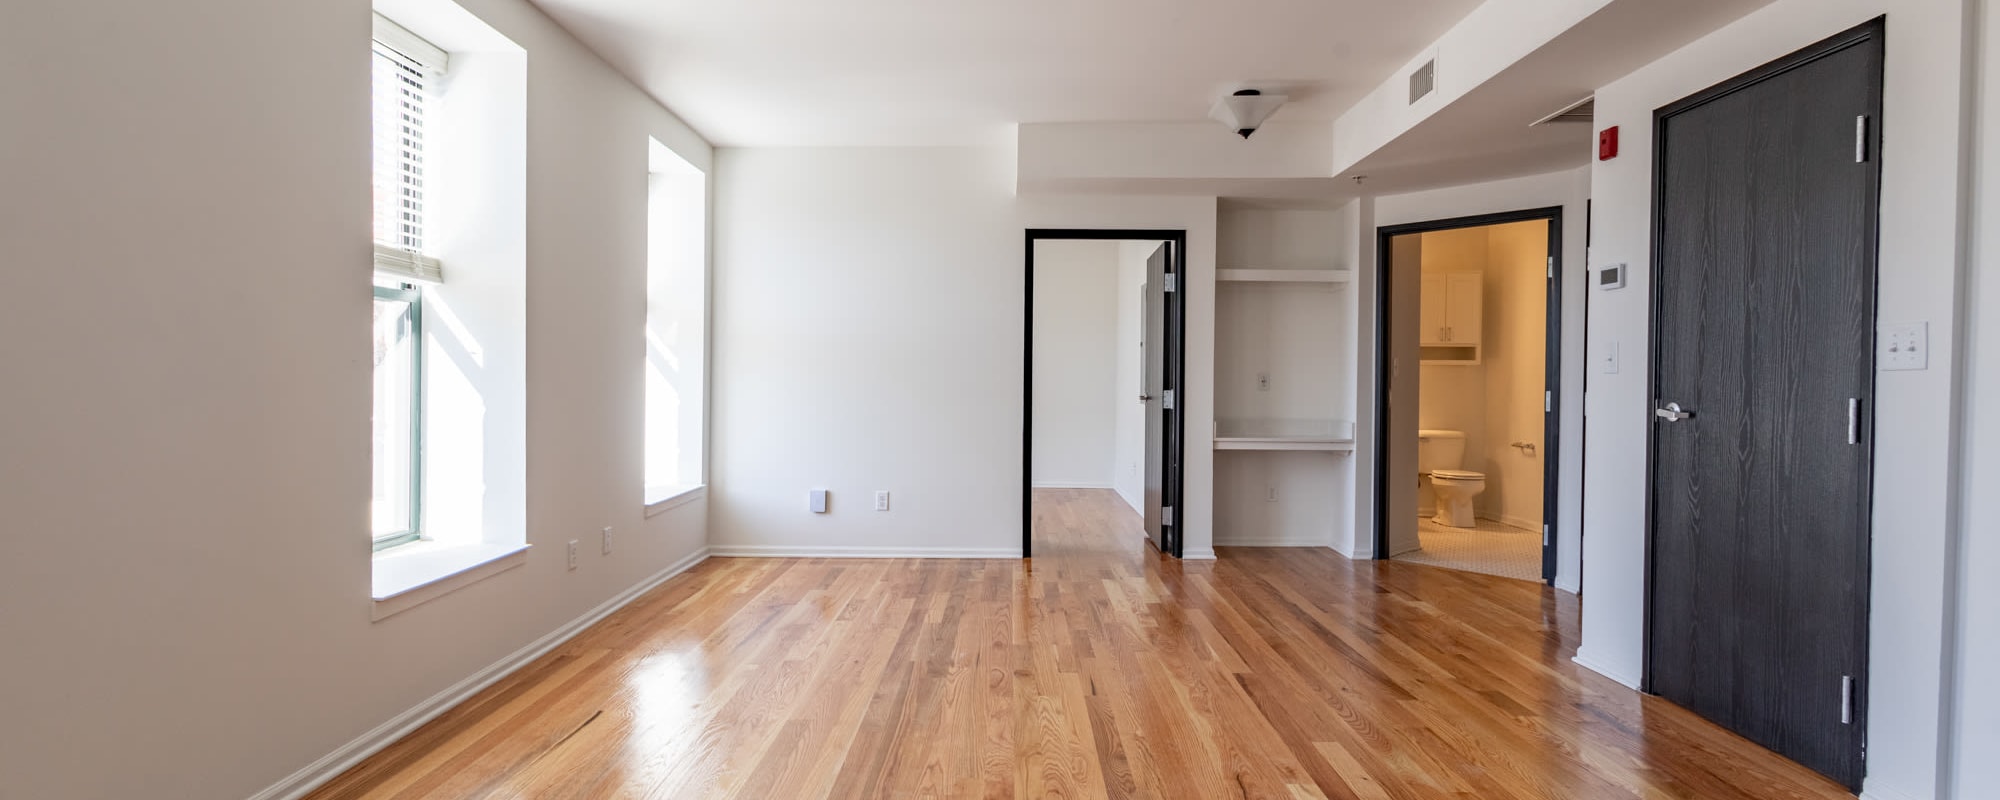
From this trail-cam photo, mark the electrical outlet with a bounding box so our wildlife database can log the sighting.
[874,491,890,511]
[601,526,613,555]
[1257,373,1270,392]
[567,540,578,570]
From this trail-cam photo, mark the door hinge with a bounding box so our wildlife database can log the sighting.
[1543,525,1551,546]
[1855,116,1869,163]
[1546,390,1554,414]
[1840,675,1855,724]
[1164,274,1177,293]
[1163,389,1175,410]
[1848,398,1861,445]
[1163,506,1175,526]
[1547,256,1556,279]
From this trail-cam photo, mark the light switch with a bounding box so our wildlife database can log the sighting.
[1880,322,1928,371]
[1600,341,1620,374]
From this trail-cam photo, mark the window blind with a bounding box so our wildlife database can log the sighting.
[372,14,446,284]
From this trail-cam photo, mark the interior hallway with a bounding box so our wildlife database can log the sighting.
[307,489,1850,799]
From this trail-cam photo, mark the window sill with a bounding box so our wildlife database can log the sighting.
[645,484,706,518]
[371,541,530,621]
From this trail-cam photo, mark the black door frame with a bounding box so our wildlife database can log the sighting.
[1372,207,1565,583]
[1640,17,1883,789]
[1023,229,1189,559]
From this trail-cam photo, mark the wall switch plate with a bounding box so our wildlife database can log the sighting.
[809,489,829,513]
[875,491,890,511]
[1881,322,1929,371]
[1266,487,1278,503]
[1257,373,1270,391]
[601,526,613,555]
[567,540,579,570]
[1600,341,1620,374]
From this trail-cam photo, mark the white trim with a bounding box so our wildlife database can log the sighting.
[1483,512,1543,532]
[372,11,448,73]
[644,484,706,518]
[250,546,712,800]
[1030,481,1115,489]
[370,542,530,621]
[709,545,1022,559]
[1571,650,1641,690]
[1858,785,1923,800]
[1182,548,1218,560]
[1213,538,1334,548]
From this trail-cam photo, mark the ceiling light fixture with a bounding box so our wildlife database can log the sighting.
[1211,89,1288,139]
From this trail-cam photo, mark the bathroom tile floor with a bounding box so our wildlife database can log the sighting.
[1397,517,1544,582]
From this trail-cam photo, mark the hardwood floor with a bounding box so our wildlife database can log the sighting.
[306,489,1853,799]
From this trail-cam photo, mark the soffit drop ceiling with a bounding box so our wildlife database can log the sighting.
[529,0,1485,147]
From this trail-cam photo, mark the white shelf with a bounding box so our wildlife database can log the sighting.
[1218,269,1353,284]
[1214,419,1356,452]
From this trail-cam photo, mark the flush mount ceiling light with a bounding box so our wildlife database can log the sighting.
[1211,89,1288,139]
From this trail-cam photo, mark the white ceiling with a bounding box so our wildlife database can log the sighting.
[529,0,1486,147]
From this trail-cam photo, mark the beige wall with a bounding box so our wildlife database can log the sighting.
[1411,222,1545,528]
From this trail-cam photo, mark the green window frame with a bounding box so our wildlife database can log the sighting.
[373,283,424,551]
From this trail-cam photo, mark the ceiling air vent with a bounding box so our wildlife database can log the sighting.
[1533,96,1596,126]
[1409,59,1437,104]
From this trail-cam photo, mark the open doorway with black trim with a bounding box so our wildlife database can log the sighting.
[1023,230,1187,560]
[1374,209,1564,583]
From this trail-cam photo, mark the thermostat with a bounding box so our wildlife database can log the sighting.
[1597,263,1628,290]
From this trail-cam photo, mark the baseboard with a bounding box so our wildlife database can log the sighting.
[1182,548,1218,561]
[248,546,713,800]
[1482,512,1542,532]
[1029,481,1114,489]
[1214,537,1332,548]
[1858,783,1923,800]
[1571,650,1642,690]
[709,544,1023,559]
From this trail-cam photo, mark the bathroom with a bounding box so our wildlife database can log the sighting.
[1391,219,1552,581]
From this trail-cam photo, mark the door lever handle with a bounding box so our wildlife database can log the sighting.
[1655,402,1694,422]
[1138,395,1153,403]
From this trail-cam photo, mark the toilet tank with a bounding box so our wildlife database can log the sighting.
[1417,430,1467,474]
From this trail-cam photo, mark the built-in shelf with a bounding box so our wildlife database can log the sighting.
[1214,419,1356,452]
[1218,269,1354,284]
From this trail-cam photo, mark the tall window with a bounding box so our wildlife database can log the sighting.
[371,14,446,549]
[644,140,707,505]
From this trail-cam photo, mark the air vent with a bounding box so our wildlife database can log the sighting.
[1409,59,1437,104]
[1533,96,1596,126]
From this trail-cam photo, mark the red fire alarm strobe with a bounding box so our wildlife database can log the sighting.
[1599,126,1620,161]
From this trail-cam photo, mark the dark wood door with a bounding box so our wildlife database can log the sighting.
[1646,20,1882,791]
[1142,243,1168,553]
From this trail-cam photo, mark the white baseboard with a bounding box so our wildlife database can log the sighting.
[1482,512,1542,532]
[1571,650,1642,690]
[1182,548,1218,561]
[1030,481,1114,489]
[248,546,713,800]
[1859,783,1922,800]
[710,544,1023,559]
[1214,537,1332,548]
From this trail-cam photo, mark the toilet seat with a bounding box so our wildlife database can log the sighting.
[1431,469,1484,481]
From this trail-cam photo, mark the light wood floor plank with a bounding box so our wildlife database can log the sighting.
[306,489,1855,800]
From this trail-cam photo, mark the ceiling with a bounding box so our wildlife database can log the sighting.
[529,0,1486,147]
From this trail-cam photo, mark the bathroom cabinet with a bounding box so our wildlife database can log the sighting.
[1420,272,1483,363]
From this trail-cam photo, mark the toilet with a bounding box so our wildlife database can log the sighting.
[1417,429,1486,528]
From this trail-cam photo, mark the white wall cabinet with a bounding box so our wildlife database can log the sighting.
[1419,273,1483,346]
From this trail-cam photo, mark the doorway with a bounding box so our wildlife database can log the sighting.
[1643,18,1882,791]
[1024,230,1187,559]
[1374,209,1564,583]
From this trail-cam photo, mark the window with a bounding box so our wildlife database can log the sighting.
[371,14,445,549]
[644,139,708,506]
[372,284,423,549]
[371,13,446,282]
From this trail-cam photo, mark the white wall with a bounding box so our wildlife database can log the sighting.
[1113,242,1152,512]
[1949,5,2000,795]
[1032,240,1120,488]
[1582,3,1973,797]
[711,147,1220,558]
[1372,167,1591,589]
[0,0,713,796]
